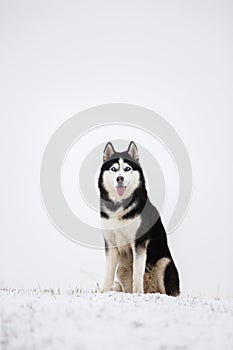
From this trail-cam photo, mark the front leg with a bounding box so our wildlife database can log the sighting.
[132,245,147,294]
[101,246,119,292]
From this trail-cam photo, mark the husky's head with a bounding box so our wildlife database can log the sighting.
[98,141,145,202]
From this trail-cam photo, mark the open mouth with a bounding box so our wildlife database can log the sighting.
[116,186,126,196]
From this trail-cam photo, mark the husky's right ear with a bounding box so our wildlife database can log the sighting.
[103,142,115,162]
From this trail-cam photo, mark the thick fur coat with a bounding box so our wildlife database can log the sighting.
[98,141,180,296]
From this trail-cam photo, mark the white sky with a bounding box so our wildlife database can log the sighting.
[0,0,233,297]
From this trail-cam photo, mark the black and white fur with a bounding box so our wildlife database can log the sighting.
[98,141,180,296]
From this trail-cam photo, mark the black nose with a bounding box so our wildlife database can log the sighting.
[116,176,124,183]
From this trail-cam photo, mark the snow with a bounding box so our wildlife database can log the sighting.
[0,289,233,350]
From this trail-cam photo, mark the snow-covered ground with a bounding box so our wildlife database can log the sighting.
[0,289,232,350]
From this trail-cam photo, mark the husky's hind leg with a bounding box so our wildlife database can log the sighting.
[116,253,133,293]
[112,281,122,292]
[117,265,133,292]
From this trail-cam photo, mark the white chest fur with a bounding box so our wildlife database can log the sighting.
[101,214,141,249]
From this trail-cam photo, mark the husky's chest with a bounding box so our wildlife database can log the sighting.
[101,213,141,248]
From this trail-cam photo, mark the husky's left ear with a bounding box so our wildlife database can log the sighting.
[127,141,139,162]
[103,142,115,162]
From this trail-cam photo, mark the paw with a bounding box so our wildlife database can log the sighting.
[100,284,112,293]
[112,281,122,292]
[133,284,144,294]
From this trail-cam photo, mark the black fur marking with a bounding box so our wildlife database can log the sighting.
[164,261,180,296]
[100,211,109,219]
[104,238,109,254]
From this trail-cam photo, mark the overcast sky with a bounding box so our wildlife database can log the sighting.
[0,0,233,297]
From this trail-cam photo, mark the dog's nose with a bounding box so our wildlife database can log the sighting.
[116,176,124,183]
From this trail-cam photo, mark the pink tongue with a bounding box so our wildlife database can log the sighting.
[116,186,126,196]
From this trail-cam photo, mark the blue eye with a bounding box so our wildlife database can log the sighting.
[110,167,117,172]
[125,166,131,172]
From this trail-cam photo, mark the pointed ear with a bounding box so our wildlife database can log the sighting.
[103,142,115,162]
[127,141,139,161]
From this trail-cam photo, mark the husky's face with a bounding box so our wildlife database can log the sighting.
[98,141,143,202]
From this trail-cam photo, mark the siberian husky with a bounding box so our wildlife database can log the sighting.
[98,141,180,296]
